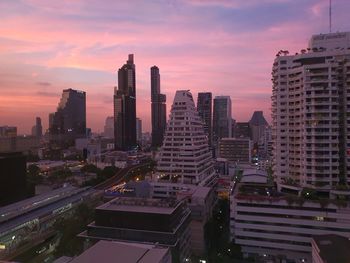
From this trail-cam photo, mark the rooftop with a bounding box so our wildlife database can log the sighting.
[69,240,169,263]
[96,197,180,214]
[313,234,350,263]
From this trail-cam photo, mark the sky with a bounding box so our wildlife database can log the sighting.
[1,0,350,134]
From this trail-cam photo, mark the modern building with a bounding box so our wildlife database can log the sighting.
[103,116,114,138]
[114,54,137,151]
[31,117,43,138]
[67,240,172,263]
[311,234,350,263]
[136,118,142,144]
[49,89,86,145]
[151,66,167,149]
[233,122,251,139]
[272,31,350,190]
[81,197,191,262]
[0,152,27,206]
[213,96,232,142]
[249,111,268,144]
[0,136,40,154]
[218,138,252,164]
[230,181,350,263]
[197,92,212,146]
[156,90,216,186]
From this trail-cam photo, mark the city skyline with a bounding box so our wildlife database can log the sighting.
[1,0,350,134]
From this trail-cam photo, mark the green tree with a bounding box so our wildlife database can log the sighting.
[27,164,43,184]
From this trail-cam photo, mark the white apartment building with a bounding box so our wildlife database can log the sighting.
[230,183,350,263]
[156,90,216,186]
[272,31,350,190]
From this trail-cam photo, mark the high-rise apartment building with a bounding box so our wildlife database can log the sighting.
[272,31,350,190]
[249,111,268,144]
[213,96,232,142]
[197,92,212,146]
[114,54,137,150]
[156,90,216,186]
[151,66,167,148]
[49,89,86,144]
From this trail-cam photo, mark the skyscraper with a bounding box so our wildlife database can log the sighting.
[272,31,350,189]
[156,90,215,186]
[114,54,137,150]
[136,118,142,143]
[151,66,167,148]
[49,89,86,144]
[197,92,212,146]
[213,96,232,142]
[103,116,114,138]
[31,117,42,138]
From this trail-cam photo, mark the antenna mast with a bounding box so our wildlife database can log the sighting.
[329,0,332,33]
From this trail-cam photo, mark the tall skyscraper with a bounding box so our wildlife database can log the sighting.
[136,118,142,143]
[150,66,167,148]
[156,90,215,186]
[272,31,350,189]
[49,89,86,144]
[197,92,212,146]
[249,111,268,144]
[114,54,137,150]
[31,117,42,138]
[104,116,114,138]
[213,96,232,142]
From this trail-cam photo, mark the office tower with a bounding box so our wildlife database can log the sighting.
[218,138,252,164]
[0,126,17,138]
[49,89,86,143]
[272,31,350,189]
[83,197,191,262]
[249,111,268,144]
[197,92,212,146]
[136,118,142,143]
[156,90,216,186]
[114,54,137,150]
[213,96,232,142]
[31,117,42,138]
[151,66,167,148]
[103,116,114,138]
[0,152,27,206]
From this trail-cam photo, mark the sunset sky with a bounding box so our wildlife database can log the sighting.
[1,0,349,134]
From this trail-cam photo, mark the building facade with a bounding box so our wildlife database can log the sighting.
[31,117,42,138]
[151,66,167,148]
[197,92,212,147]
[213,96,232,142]
[136,117,142,144]
[218,138,252,164]
[272,31,350,189]
[104,116,114,138]
[114,54,137,150]
[249,111,268,144]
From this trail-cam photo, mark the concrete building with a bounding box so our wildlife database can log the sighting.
[249,111,268,144]
[233,122,251,139]
[272,31,350,190]
[156,90,216,186]
[151,66,167,149]
[197,92,212,147]
[213,96,232,142]
[82,197,191,262]
[0,126,17,138]
[218,138,252,164]
[68,240,171,263]
[136,118,142,144]
[103,116,114,138]
[114,54,137,150]
[31,117,43,138]
[311,234,350,263]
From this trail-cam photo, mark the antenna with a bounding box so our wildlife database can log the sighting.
[329,0,332,33]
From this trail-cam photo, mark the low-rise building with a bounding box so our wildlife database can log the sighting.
[218,138,252,164]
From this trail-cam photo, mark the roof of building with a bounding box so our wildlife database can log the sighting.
[249,111,268,126]
[96,197,180,214]
[313,234,350,263]
[69,240,169,263]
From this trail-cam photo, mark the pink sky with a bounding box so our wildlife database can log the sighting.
[0,0,349,134]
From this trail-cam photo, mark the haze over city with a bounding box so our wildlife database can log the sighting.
[1,0,349,134]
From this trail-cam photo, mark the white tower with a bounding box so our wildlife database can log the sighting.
[156,90,216,186]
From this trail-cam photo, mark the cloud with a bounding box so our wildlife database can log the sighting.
[36,81,51,86]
